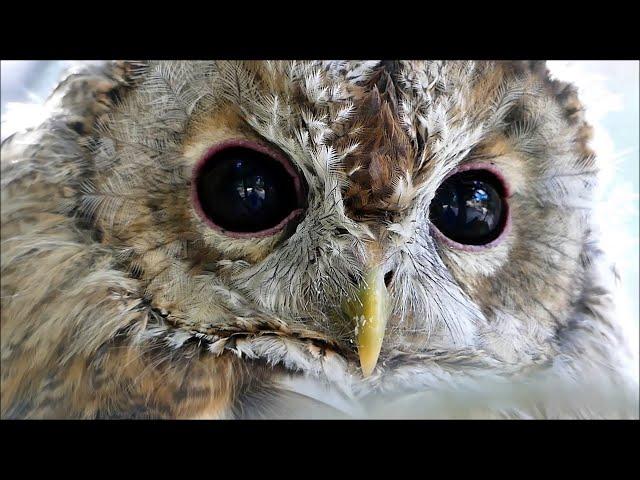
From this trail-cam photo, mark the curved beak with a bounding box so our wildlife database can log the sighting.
[343,267,391,377]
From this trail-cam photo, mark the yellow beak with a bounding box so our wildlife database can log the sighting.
[343,268,391,377]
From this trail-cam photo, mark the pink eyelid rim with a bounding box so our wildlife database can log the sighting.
[191,139,305,239]
[431,162,513,252]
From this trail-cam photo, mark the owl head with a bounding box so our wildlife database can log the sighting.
[1,60,637,418]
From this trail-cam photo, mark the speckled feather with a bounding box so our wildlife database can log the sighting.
[1,61,637,418]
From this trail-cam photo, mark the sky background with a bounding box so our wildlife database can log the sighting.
[1,60,638,338]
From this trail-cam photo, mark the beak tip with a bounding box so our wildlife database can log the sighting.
[358,350,380,378]
[361,365,375,378]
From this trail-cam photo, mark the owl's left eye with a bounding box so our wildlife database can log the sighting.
[429,168,509,247]
[192,140,306,237]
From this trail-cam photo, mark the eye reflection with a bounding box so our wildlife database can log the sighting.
[236,175,267,211]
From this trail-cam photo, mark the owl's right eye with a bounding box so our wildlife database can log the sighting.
[192,140,306,238]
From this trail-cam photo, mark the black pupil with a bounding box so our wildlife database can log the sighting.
[195,147,300,233]
[429,170,506,245]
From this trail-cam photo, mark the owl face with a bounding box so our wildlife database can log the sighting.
[81,60,595,386]
[7,59,631,419]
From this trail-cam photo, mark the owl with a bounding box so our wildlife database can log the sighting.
[1,60,637,419]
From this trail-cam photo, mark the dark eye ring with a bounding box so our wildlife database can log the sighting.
[429,163,511,250]
[191,139,306,238]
